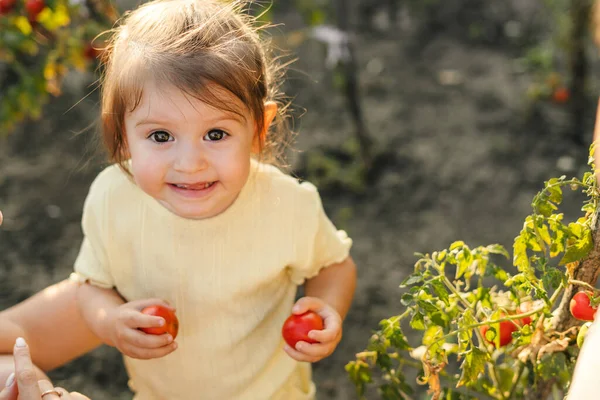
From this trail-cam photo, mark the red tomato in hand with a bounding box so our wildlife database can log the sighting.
[570,291,597,321]
[480,320,517,347]
[25,0,45,20]
[140,305,179,339]
[282,311,324,348]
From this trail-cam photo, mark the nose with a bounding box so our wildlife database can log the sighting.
[173,142,208,173]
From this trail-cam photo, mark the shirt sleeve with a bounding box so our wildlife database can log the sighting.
[71,173,115,289]
[288,182,353,285]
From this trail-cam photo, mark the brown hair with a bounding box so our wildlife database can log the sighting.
[98,0,291,172]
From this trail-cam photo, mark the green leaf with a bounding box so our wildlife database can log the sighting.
[457,347,489,387]
[536,352,569,382]
[400,273,423,287]
[450,241,466,251]
[380,318,411,351]
[541,267,565,292]
[546,182,563,203]
[410,311,426,330]
[513,234,531,274]
[560,226,593,265]
[430,278,450,305]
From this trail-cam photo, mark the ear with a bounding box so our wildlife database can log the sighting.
[253,101,278,153]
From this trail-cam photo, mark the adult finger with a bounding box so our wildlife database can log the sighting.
[69,392,91,400]
[38,380,62,400]
[12,338,41,400]
[0,373,18,400]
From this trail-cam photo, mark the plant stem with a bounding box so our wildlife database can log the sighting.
[506,362,526,399]
[569,279,596,292]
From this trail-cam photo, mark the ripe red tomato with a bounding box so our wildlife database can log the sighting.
[282,311,324,348]
[480,320,517,347]
[25,0,45,20]
[570,291,598,321]
[516,302,533,326]
[140,305,179,339]
[0,0,16,15]
[552,87,569,103]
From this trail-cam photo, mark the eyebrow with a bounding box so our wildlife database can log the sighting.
[135,114,246,127]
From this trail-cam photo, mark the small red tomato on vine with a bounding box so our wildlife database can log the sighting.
[570,291,598,321]
[516,302,535,326]
[25,0,45,20]
[0,0,16,15]
[552,87,570,104]
[480,320,517,347]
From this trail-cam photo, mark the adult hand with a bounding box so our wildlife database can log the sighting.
[0,338,90,400]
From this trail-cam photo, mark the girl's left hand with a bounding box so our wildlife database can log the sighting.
[282,297,342,363]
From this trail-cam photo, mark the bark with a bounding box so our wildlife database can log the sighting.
[525,212,600,399]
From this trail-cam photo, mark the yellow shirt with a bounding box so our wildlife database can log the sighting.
[71,160,353,400]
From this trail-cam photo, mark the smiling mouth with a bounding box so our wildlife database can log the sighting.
[170,182,216,190]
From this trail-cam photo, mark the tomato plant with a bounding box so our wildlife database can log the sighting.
[347,145,600,399]
[282,311,324,348]
[140,305,179,339]
[0,0,116,133]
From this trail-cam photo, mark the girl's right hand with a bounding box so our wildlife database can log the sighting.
[0,338,90,400]
[108,299,178,360]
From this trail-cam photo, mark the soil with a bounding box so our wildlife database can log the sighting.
[1,0,600,399]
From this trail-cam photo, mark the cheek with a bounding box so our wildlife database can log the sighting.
[128,143,165,192]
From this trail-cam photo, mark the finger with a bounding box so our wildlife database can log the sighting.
[12,338,41,400]
[127,298,175,311]
[0,210,3,226]
[121,341,178,360]
[0,373,18,400]
[121,309,166,329]
[294,341,334,358]
[53,387,71,399]
[292,297,325,315]
[123,328,173,349]
[70,392,91,400]
[38,380,61,400]
[307,326,339,343]
[282,344,319,363]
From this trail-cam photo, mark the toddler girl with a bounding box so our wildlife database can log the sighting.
[71,0,357,399]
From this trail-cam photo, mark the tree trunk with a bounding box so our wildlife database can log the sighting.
[526,212,600,399]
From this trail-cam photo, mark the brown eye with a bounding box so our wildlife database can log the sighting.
[204,129,228,141]
[149,131,173,143]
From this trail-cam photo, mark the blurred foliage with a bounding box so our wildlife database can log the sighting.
[0,0,115,134]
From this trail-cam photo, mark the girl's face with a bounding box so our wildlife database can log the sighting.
[124,81,259,219]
